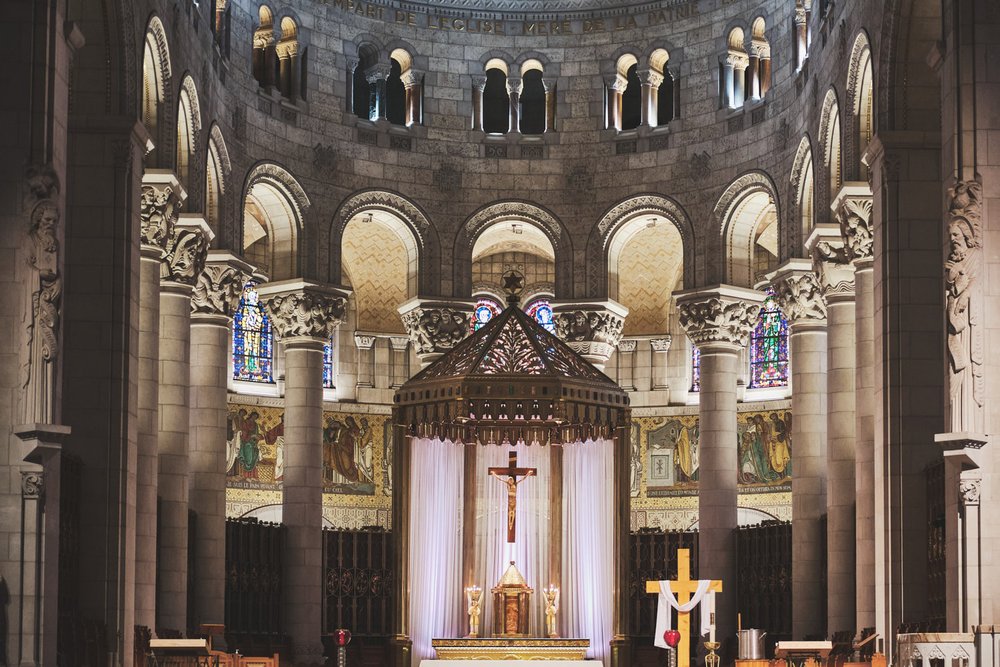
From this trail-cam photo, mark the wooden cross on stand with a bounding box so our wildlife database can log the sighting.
[488,450,536,542]
[646,548,723,667]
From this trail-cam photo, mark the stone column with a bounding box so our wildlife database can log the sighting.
[772,261,829,639]
[552,300,629,371]
[258,280,349,664]
[276,42,298,103]
[346,58,359,114]
[542,79,556,132]
[365,63,391,121]
[732,53,749,107]
[398,298,474,369]
[637,69,663,127]
[388,336,411,388]
[609,76,627,130]
[137,170,185,631]
[650,337,672,391]
[832,183,875,631]
[506,77,523,134]
[472,76,487,131]
[401,70,422,126]
[676,286,763,658]
[746,51,761,101]
[616,339,637,391]
[156,215,213,633]
[722,56,737,109]
[189,251,253,627]
[759,51,772,96]
[808,226,858,636]
[795,5,809,70]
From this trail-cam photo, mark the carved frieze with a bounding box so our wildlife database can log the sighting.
[191,253,254,318]
[400,306,471,355]
[677,294,761,348]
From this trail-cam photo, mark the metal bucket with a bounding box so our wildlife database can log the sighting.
[737,629,767,660]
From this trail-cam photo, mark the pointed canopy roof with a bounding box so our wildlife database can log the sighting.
[394,303,629,445]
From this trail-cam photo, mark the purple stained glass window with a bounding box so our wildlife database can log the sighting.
[749,289,789,388]
[323,339,335,389]
[525,299,555,333]
[232,281,274,383]
[472,297,502,332]
[691,344,701,392]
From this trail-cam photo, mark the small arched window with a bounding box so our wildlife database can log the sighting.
[794,1,812,70]
[275,17,305,102]
[748,18,771,101]
[233,281,274,383]
[252,6,275,89]
[748,289,789,389]
[472,297,503,331]
[525,299,555,333]
[721,28,749,109]
[482,65,509,134]
[520,69,546,135]
[621,64,641,130]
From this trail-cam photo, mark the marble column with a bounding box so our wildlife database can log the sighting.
[552,300,629,371]
[746,52,760,101]
[542,79,556,133]
[472,76,487,131]
[156,215,213,633]
[637,69,663,127]
[808,226,858,635]
[772,261,829,639]
[609,75,627,130]
[365,63,391,121]
[189,251,253,627]
[401,70,422,126]
[733,54,749,108]
[676,286,763,657]
[259,280,349,664]
[832,183,875,632]
[398,298,474,369]
[794,5,809,70]
[506,77,523,133]
[722,56,737,109]
[137,170,185,631]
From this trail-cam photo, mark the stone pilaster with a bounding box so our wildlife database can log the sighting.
[676,285,764,659]
[807,225,858,635]
[189,251,254,627]
[137,170,185,631]
[650,336,672,391]
[832,182,876,631]
[258,280,349,664]
[156,215,213,633]
[771,261,829,639]
[398,298,474,369]
[552,300,628,371]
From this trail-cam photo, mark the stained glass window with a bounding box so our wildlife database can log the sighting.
[472,297,502,332]
[691,343,701,392]
[524,299,555,333]
[233,281,273,383]
[323,339,335,389]
[749,289,789,388]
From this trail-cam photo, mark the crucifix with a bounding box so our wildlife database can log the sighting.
[646,548,723,667]
[488,450,536,542]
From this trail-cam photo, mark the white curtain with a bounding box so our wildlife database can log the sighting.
[408,438,465,666]
[473,442,551,636]
[562,438,615,665]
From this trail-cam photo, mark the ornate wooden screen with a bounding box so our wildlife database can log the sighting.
[225,518,284,640]
[322,528,394,637]
[736,520,791,639]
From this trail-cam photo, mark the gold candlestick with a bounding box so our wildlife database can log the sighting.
[543,585,560,638]
[704,641,720,667]
[465,586,483,638]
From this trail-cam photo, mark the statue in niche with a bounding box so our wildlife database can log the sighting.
[945,180,984,433]
[21,199,62,423]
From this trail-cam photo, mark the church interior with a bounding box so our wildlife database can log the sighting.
[3,0,998,665]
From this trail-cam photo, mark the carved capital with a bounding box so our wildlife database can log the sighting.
[676,287,764,349]
[400,70,422,89]
[140,171,186,256]
[771,261,827,325]
[831,183,873,262]
[806,224,855,301]
[794,6,808,25]
[750,40,771,59]
[959,478,981,506]
[552,300,628,369]
[398,299,474,357]
[610,74,629,93]
[354,334,377,350]
[389,336,411,351]
[472,75,488,92]
[618,339,637,353]
[258,280,350,341]
[161,215,213,286]
[191,251,255,319]
[650,336,672,352]
[365,63,392,83]
[22,471,44,499]
[636,68,664,88]
[506,77,523,96]
[726,51,750,70]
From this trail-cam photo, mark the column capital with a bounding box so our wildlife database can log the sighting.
[472,75,488,92]
[365,63,392,83]
[400,69,422,89]
[750,40,771,59]
[160,214,213,288]
[552,299,628,369]
[794,5,808,25]
[636,68,664,88]
[610,74,629,93]
[541,78,555,93]
[831,182,874,263]
[354,334,377,350]
[769,259,828,327]
[618,339,638,353]
[191,251,255,321]
[806,224,855,302]
[505,77,523,96]
[389,336,411,351]
[398,298,474,365]
[650,336,672,352]
[15,423,71,464]
[675,285,764,351]
[275,40,298,59]
[140,170,187,258]
[258,279,350,341]
[726,51,750,70]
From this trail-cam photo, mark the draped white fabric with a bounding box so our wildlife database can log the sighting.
[473,443,552,636]
[409,438,465,666]
[561,439,615,665]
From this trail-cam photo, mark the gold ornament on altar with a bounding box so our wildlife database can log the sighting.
[492,561,533,637]
[543,585,560,638]
[704,641,721,667]
[465,585,483,638]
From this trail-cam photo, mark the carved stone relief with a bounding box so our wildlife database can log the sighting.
[140,182,184,253]
[263,290,348,340]
[161,223,212,286]
[400,307,470,355]
[773,271,827,324]
[678,296,761,348]
[836,196,874,261]
[191,261,253,318]
[959,478,981,506]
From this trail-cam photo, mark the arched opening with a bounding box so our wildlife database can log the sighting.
[386,57,406,125]
[748,18,771,100]
[252,6,275,89]
[205,129,228,235]
[141,21,171,166]
[520,68,546,135]
[242,165,304,281]
[471,220,555,325]
[352,44,379,119]
[482,62,509,134]
[792,138,815,247]
[276,17,303,102]
[621,64,641,130]
[720,178,780,287]
[850,35,874,180]
[722,28,749,109]
[175,79,200,192]
[608,54,638,131]
[821,91,843,199]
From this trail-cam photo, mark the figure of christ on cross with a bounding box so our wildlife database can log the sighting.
[646,548,723,667]
[488,450,537,543]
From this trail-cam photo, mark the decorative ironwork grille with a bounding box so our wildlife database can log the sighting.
[736,520,792,639]
[225,518,284,637]
[322,528,394,637]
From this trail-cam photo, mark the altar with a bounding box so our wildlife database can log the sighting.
[429,637,593,661]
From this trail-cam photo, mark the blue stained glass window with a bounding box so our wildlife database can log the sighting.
[472,297,502,332]
[323,339,335,389]
[233,281,274,383]
[525,299,555,333]
[691,343,701,392]
[749,289,789,388]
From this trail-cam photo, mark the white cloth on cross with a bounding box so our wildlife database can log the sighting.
[653,579,715,649]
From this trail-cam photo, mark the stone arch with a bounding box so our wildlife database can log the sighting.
[142,15,173,168]
[845,30,874,180]
[205,124,232,242]
[455,201,572,298]
[242,162,309,280]
[329,189,438,294]
[175,74,202,195]
[818,87,842,212]
[787,135,816,257]
[716,170,782,287]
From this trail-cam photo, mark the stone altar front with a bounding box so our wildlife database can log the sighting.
[429,638,591,661]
